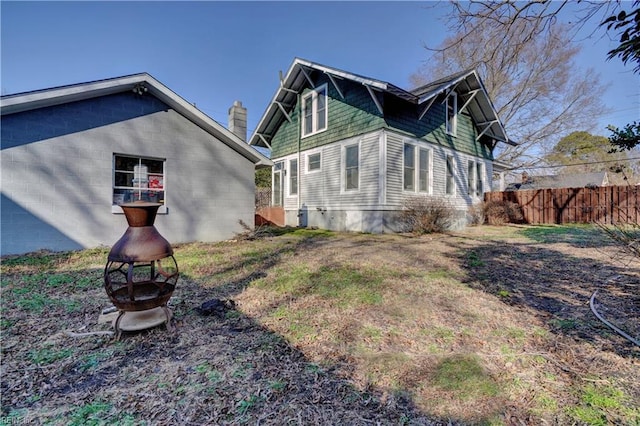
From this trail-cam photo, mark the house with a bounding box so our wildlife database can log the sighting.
[505,171,609,191]
[1,73,271,256]
[249,58,514,232]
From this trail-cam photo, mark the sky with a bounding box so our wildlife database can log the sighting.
[2,1,639,149]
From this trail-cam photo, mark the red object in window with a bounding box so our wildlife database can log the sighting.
[149,175,163,189]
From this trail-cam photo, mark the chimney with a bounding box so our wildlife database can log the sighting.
[522,171,529,184]
[228,100,247,142]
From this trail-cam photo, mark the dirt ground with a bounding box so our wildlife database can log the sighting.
[1,225,638,425]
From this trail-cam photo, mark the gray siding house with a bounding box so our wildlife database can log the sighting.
[1,73,271,255]
[249,58,514,232]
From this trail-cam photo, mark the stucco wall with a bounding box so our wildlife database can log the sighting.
[1,92,255,255]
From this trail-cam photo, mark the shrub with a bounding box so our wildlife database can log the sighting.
[467,203,486,226]
[400,197,455,234]
[484,200,524,225]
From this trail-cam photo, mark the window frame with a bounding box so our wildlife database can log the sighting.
[272,161,283,206]
[445,155,456,196]
[307,151,322,173]
[403,142,432,194]
[403,143,416,191]
[343,142,360,192]
[289,158,298,196]
[446,92,458,136]
[301,84,328,138]
[468,160,477,196]
[418,147,431,193]
[467,160,485,198]
[112,154,167,214]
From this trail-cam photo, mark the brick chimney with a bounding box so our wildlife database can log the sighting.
[522,171,529,184]
[228,100,247,142]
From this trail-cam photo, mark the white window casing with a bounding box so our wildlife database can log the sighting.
[446,92,457,136]
[112,154,166,213]
[301,84,328,138]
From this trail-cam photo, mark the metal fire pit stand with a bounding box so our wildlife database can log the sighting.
[104,202,179,340]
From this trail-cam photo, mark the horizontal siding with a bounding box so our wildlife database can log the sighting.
[386,130,492,210]
[271,74,386,158]
[274,131,383,210]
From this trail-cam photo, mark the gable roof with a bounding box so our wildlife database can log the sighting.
[505,171,609,191]
[1,73,272,167]
[249,57,515,149]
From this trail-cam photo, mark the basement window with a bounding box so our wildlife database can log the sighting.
[302,84,328,137]
[113,154,166,213]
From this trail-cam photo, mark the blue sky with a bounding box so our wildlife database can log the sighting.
[2,1,638,144]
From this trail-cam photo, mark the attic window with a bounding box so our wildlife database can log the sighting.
[302,84,328,137]
[446,92,457,136]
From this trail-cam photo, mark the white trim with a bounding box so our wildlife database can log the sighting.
[446,92,458,137]
[301,84,328,138]
[288,157,299,197]
[445,154,456,196]
[341,140,361,193]
[305,150,322,174]
[402,139,433,195]
[378,131,387,205]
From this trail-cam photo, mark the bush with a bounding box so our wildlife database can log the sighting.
[467,203,486,226]
[400,197,455,234]
[484,200,524,225]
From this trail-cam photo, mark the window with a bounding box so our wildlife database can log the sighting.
[301,85,328,137]
[419,148,430,193]
[404,143,431,193]
[403,144,415,190]
[476,162,484,196]
[308,152,321,172]
[113,154,165,207]
[468,160,476,196]
[445,155,455,195]
[289,158,298,196]
[273,162,283,206]
[446,92,457,136]
[467,160,484,197]
[344,144,359,191]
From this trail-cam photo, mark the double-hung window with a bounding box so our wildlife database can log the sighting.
[113,154,165,210]
[445,155,455,195]
[403,144,416,191]
[446,92,457,136]
[468,160,477,196]
[467,160,484,197]
[418,148,431,193]
[302,84,328,137]
[289,158,298,196]
[307,152,321,172]
[344,144,359,191]
[404,143,431,193]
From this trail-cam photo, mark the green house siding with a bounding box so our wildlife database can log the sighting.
[270,75,386,158]
[270,74,493,161]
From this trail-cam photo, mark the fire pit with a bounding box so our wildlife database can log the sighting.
[104,202,178,339]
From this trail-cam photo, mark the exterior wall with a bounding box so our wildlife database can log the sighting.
[270,73,494,161]
[273,129,492,233]
[1,92,255,255]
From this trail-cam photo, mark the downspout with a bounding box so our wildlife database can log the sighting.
[297,93,302,226]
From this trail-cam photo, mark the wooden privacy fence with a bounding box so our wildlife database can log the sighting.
[485,185,640,224]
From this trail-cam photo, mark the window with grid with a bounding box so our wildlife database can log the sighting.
[301,85,328,137]
[113,154,165,207]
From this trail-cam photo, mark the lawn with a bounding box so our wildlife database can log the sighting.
[1,225,638,425]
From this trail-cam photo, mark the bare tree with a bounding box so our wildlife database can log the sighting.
[411,1,619,169]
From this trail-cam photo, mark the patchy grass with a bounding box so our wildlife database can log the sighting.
[1,225,638,425]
